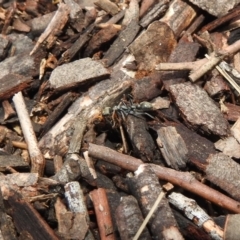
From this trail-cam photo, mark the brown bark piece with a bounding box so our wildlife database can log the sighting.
[0,74,32,101]
[169,82,230,136]
[115,195,152,240]
[224,102,240,122]
[160,0,197,38]
[30,2,70,55]
[200,7,240,33]
[169,123,217,167]
[84,24,121,57]
[0,155,29,170]
[129,21,176,71]
[94,0,119,16]
[127,165,183,239]
[156,126,188,170]
[54,197,88,239]
[104,19,140,67]
[139,1,169,28]
[204,71,230,97]
[49,57,110,89]
[59,23,95,64]
[131,72,163,102]
[205,153,240,201]
[6,191,59,240]
[125,115,162,163]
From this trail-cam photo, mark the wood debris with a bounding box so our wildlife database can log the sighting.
[1,1,240,239]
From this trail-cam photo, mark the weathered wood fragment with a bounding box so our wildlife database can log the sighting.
[54,197,88,239]
[0,74,32,101]
[156,126,188,170]
[169,82,230,136]
[49,57,109,89]
[122,0,139,26]
[215,136,240,158]
[115,195,151,240]
[6,191,59,240]
[84,24,121,57]
[104,19,140,66]
[223,102,240,121]
[129,21,176,71]
[0,155,29,171]
[94,0,119,16]
[127,165,183,239]
[131,72,163,102]
[173,209,212,240]
[39,92,76,137]
[160,0,197,37]
[30,2,70,55]
[188,0,240,17]
[139,0,169,28]
[64,181,92,239]
[168,192,223,239]
[58,23,95,64]
[205,153,240,201]
[204,70,230,97]
[125,115,162,163]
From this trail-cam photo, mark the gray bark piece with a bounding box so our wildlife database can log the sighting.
[206,153,240,201]
[188,0,240,17]
[169,82,230,137]
[49,58,110,89]
[0,54,35,79]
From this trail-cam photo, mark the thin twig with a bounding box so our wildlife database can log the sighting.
[133,191,165,240]
[88,143,240,213]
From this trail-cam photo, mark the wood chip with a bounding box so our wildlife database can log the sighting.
[169,82,230,136]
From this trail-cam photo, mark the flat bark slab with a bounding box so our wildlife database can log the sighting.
[0,74,32,101]
[49,57,110,89]
[0,155,29,170]
[206,153,240,201]
[169,82,230,136]
[188,0,240,17]
[129,21,176,71]
[104,19,140,66]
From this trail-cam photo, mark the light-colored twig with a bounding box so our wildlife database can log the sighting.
[156,39,240,82]
[12,92,45,176]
